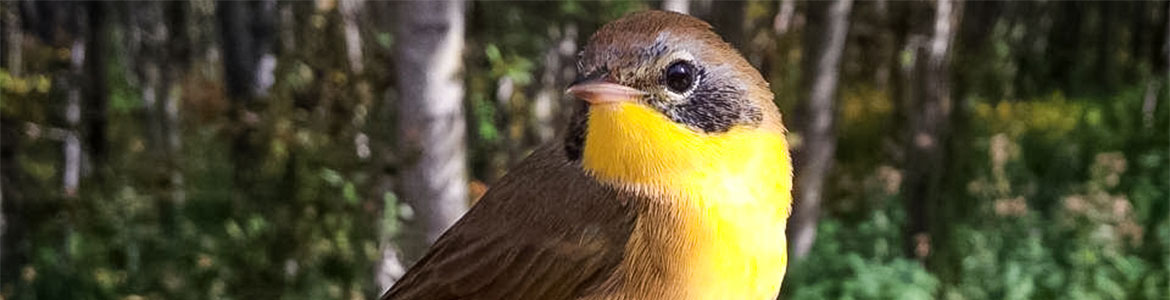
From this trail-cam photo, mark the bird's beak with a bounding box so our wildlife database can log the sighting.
[566,81,646,105]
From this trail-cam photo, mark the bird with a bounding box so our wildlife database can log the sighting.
[382,10,792,300]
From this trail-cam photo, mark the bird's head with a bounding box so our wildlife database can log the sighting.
[565,10,787,195]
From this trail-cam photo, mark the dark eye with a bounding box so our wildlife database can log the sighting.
[664,61,696,93]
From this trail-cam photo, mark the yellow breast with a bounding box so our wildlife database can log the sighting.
[582,102,792,299]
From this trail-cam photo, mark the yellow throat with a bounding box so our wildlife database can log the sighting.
[582,102,793,299]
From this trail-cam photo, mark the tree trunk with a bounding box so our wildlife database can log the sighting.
[902,0,961,261]
[0,117,17,285]
[773,0,797,35]
[686,0,747,50]
[163,3,186,214]
[708,0,747,51]
[530,24,578,146]
[392,0,469,271]
[0,2,20,276]
[132,2,185,233]
[83,2,108,173]
[871,0,895,88]
[217,1,276,101]
[339,0,365,74]
[0,1,12,278]
[0,119,9,283]
[3,2,22,77]
[789,0,853,261]
[63,5,88,198]
[217,0,276,194]
[662,0,690,15]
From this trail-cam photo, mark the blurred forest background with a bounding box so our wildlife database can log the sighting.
[1,0,1168,299]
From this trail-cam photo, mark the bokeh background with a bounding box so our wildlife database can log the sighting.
[1,1,1168,299]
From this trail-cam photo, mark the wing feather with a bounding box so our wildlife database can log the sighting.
[382,145,637,300]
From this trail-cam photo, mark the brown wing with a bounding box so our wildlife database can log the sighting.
[382,144,637,300]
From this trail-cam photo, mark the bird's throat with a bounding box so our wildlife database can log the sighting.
[581,102,793,298]
[582,102,790,203]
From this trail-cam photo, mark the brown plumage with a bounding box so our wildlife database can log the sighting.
[383,10,791,300]
[383,144,639,299]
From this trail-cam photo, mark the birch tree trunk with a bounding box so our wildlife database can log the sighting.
[773,0,797,35]
[789,0,853,261]
[662,0,690,15]
[902,0,961,261]
[391,0,469,271]
[530,24,578,146]
[339,0,365,74]
[63,5,88,198]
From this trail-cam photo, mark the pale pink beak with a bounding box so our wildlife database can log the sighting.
[565,81,646,105]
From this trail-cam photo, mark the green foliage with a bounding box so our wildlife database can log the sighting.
[786,205,940,300]
[786,82,1168,300]
[0,69,52,122]
[937,83,1170,300]
[484,44,535,86]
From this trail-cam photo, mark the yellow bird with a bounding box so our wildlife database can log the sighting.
[383,10,792,300]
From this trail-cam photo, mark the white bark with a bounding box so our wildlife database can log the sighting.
[375,241,407,295]
[929,0,955,67]
[392,0,469,269]
[790,0,852,261]
[773,0,796,35]
[532,24,578,144]
[339,0,365,74]
[63,37,85,197]
[662,0,690,15]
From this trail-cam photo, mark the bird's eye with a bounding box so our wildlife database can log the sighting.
[664,61,697,94]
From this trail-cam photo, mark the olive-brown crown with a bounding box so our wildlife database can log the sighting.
[574,10,780,133]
